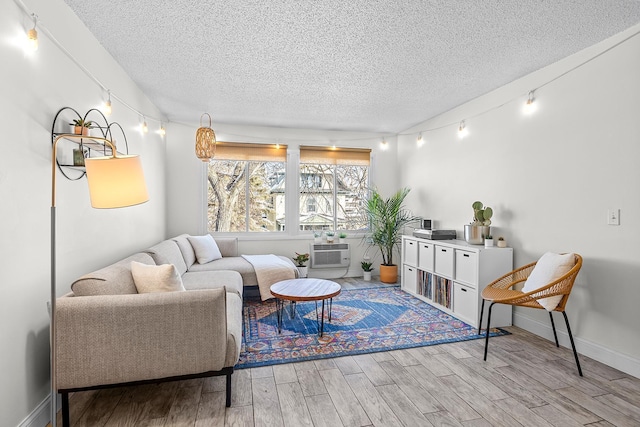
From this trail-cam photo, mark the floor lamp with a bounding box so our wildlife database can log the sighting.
[50,135,148,427]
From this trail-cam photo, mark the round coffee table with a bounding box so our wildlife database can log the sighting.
[270,278,341,337]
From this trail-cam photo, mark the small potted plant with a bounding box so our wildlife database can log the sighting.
[70,118,93,136]
[361,260,373,281]
[292,252,310,278]
[313,231,322,243]
[464,201,493,244]
[325,231,335,243]
[339,232,347,243]
[484,235,494,248]
[497,236,507,248]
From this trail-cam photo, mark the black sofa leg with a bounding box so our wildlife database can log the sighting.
[549,311,559,347]
[478,299,485,335]
[483,302,495,361]
[562,311,583,376]
[226,373,232,407]
[61,392,70,427]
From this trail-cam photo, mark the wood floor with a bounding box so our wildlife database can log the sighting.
[57,278,640,426]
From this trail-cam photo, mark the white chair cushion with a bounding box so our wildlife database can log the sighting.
[188,234,223,264]
[131,261,185,293]
[522,252,575,311]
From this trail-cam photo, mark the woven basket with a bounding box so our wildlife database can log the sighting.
[195,113,216,161]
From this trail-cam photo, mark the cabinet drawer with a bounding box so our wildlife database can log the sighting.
[404,238,418,266]
[403,264,418,293]
[455,250,477,287]
[418,242,434,271]
[454,282,478,326]
[434,245,454,278]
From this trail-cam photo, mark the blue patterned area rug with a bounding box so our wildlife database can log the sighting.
[237,285,509,369]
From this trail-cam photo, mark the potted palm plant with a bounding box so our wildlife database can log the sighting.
[364,187,417,283]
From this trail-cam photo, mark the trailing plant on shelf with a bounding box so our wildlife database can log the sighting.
[292,252,310,267]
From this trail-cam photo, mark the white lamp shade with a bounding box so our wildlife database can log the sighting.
[85,155,149,208]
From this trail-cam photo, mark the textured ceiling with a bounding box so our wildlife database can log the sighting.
[63,0,640,133]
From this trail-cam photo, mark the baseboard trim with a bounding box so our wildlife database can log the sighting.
[513,312,640,379]
[18,395,53,427]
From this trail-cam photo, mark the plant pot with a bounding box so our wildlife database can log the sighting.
[497,240,507,248]
[379,264,398,284]
[464,224,490,245]
[363,271,372,281]
[326,236,335,243]
[484,239,494,248]
[72,125,89,136]
[296,266,308,278]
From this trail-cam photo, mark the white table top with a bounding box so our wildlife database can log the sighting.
[270,278,341,301]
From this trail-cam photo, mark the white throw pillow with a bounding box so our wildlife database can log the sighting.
[188,234,223,264]
[522,252,575,311]
[131,261,185,293]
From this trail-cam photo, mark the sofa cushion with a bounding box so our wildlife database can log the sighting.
[131,261,185,293]
[181,270,243,298]
[146,240,188,275]
[71,253,155,296]
[215,237,238,257]
[188,235,223,264]
[173,234,196,267]
[188,256,258,286]
[225,292,243,367]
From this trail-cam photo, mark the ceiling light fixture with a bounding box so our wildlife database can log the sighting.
[26,13,38,52]
[523,90,536,115]
[104,90,112,116]
[417,132,424,147]
[380,138,389,150]
[195,113,217,161]
[458,121,468,139]
[141,117,148,134]
[159,123,166,136]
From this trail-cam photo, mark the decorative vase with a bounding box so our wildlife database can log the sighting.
[363,271,372,281]
[73,148,85,166]
[464,224,490,245]
[326,235,334,243]
[379,264,398,284]
[297,266,308,278]
[497,239,507,248]
[484,238,494,248]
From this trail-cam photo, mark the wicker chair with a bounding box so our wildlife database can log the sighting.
[479,253,583,376]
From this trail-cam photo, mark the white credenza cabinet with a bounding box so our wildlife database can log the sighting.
[401,235,513,328]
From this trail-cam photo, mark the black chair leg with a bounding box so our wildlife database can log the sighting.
[62,392,70,427]
[226,373,232,407]
[549,311,559,347]
[478,299,485,335]
[483,302,495,361]
[562,311,583,377]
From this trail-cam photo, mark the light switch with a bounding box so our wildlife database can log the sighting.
[607,209,620,226]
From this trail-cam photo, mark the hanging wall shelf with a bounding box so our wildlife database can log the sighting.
[51,107,131,181]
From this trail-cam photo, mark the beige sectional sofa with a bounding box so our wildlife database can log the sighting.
[55,234,295,425]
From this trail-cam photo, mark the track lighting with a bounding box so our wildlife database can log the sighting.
[417,133,424,147]
[458,121,468,139]
[141,117,148,134]
[26,14,38,52]
[104,90,112,116]
[159,123,166,136]
[523,90,536,115]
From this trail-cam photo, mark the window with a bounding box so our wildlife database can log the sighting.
[207,142,286,232]
[299,146,370,232]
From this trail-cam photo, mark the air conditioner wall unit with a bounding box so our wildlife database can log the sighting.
[310,243,350,268]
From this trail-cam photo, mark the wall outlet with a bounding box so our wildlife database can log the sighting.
[607,209,620,226]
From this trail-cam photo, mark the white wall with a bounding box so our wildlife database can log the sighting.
[0,0,166,425]
[165,121,398,276]
[397,24,640,376]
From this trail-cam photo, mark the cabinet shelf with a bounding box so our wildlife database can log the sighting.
[401,236,513,329]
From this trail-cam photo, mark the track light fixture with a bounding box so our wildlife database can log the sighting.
[524,90,536,115]
[26,13,38,51]
[104,90,112,116]
[458,121,468,139]
[417,132,424,147]
[141,117,148,134]
[159,123,166,136]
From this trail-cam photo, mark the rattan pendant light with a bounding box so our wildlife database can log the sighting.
[195,113,216,161]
